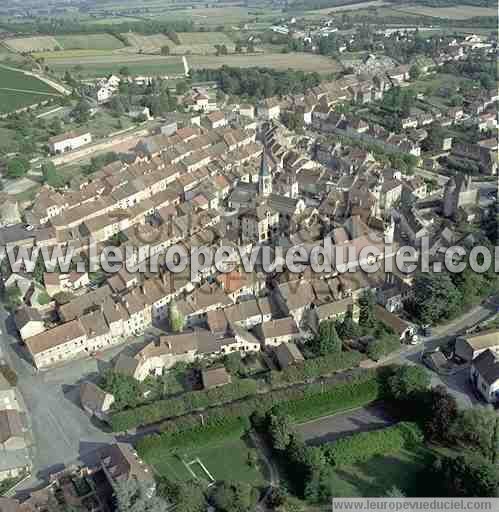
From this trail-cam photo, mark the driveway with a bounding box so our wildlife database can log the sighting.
[296,403,397,446]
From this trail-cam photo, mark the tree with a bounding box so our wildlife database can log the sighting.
[409,64,421,81]
[310,321,342,356]
[72,99,91,124]
[110,96,125,115]
[281,111,303,133]
[33,251,46,285]
[387,365,430,402]
[42,161,65,188]
[386,486,405,497]
[366,338,386,361]
[6,157,30,178]
[157,477,205,512]
[358,290,376,331]
[168,299,185,333]
[269,413,293,451]
[224,352,244,376]
[304,467,335,504]
[160,45,170,56]
[115,479,169,512]
[430,454,499,497]
[412,272,461,324]
[246,449,258,468]
[101,371,142,410]
[176,81,189,95]
[335,311,360,340]
[119,66,131,77]
[212,481,257,512]
[423,385,459,444]
[451,407,499,463]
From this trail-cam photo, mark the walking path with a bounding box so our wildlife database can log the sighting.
[250,431,280,512]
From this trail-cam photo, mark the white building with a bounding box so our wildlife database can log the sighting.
[48,131,92,155]
[470,349,499,404]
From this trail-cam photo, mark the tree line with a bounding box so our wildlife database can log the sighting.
[192,66,322,100]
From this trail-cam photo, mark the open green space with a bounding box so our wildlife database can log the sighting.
[0,66,59,94]
[46,54,185,77]
[152,436,266,486]
[328,445,432,497]
[189,52,341,74]
[392,4,497,20]
[0,89,55,114]
[55,34,124,51]
[33,49,117,60]
[0,66,61,112]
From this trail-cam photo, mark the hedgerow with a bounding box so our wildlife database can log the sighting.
[322,421,423,467]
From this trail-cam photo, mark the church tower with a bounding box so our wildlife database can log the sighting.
[259,148,272,198]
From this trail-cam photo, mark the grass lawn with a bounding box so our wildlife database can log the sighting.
[151,435,267,487]
[328,446,433,497]
[74,111,135,139]
[13,184,40,203]
[56,34,124,51]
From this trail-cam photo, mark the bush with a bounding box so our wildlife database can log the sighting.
[111,379,257,432]
[322,422,423,467]
[269,351,364,386]
[137,416,247,463]
[274,376,381,423]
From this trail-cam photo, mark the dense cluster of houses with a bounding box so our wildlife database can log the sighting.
[0,442,156,511]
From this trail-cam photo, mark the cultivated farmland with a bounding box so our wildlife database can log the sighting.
[121,32,172,53]
[46,54,185,77]
[0,66,61,113]
[4,36,62,53]
[392,4,497,19]
[55,34,124,51]
[171,31,235,54]
[189,53,341,74]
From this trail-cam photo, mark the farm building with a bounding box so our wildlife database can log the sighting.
[455,329,499,362]
[48,130,92,155]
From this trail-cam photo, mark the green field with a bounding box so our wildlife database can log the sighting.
[33,49,118,60]
[189,52,341,74]
[328,446,432,497]
[152,436,266,486]
[170,31,235,54]
[84,16,143,25]
[0,66,61,113]
[122,32,173,52]
[0,66,59,94]
[56,34,124,51]
[4,36,61,53]
[392,4,497,19]
[156,6,278,26]
[176,31,234,45]
[45,54,185,77]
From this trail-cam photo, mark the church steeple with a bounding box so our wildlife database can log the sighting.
[259,148,272,197]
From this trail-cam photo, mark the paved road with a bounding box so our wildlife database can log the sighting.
[389,295,499,408]
[296,403,396,446]
[0,308,165,493]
